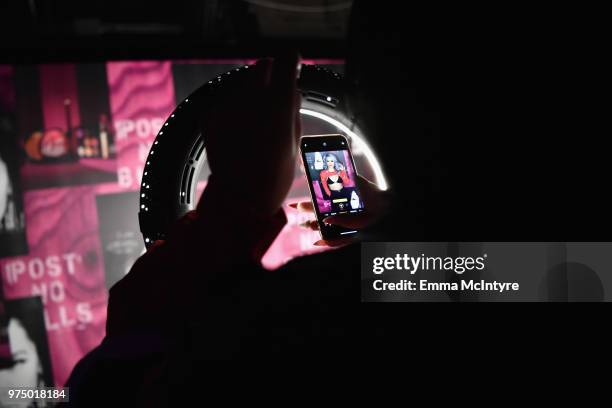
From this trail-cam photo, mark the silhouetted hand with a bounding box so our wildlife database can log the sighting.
[106,55,300,337]
[289,174,390,247]
[202,54,301,216]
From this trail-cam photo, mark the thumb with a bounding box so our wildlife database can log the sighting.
[270,51,300,111]
[323,213,374,229]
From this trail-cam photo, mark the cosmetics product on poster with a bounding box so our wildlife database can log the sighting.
[96,191,146,289]
[0,185,108,387]
[14,64,118,191]
[0,66,28,258]
[0,296,54,406]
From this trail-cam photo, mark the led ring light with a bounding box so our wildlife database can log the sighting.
[139,64,386,248]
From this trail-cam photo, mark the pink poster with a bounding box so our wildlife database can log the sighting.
[107,61,176,191]
[0,185,109,387]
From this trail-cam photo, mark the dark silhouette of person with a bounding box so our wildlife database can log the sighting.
[64,1,609,406]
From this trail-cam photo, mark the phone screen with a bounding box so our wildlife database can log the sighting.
[300,134,365,239]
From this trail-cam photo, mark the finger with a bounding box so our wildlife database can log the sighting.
[313,238,352,247]
[323,213,373,229]
[270,51,299,108]
[222,58,271,100]
[299,220,320,231]
[252,58,273,88]
[289,201,314,212]
[294,90,302,141]
[287,201,314,212]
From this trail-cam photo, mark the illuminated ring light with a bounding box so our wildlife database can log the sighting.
[139,64,387,248]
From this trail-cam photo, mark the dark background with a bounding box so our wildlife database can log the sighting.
[1,0,351,63]
[0,0,608,362]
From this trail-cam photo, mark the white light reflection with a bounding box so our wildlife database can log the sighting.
[299,108,388,191]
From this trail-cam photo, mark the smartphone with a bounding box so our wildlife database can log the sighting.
[300,134,365,240]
